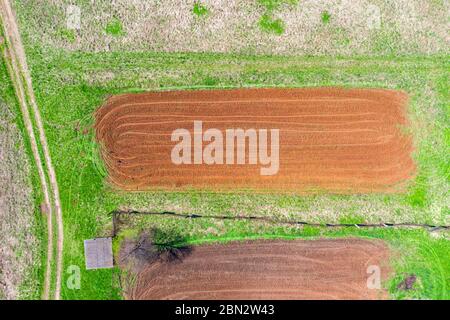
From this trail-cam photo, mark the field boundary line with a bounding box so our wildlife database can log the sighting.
[111,210,449,238]
[0,0,64,300]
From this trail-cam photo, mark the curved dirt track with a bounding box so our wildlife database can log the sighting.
[129,239,391,300]
[1,0,64,300]
[95,88,415,193]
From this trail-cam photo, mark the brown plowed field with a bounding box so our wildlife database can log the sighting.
[129,239,391,300]
[95,88,415,193]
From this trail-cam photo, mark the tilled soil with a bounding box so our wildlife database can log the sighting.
[95,88,415,193]
[128,238,392,300]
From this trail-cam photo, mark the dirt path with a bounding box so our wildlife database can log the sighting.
[96,88,414,193]
[127,239,392,300]
[0,0,64,300]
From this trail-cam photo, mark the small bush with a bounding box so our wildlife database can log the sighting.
[105,18,124,36]
[321,11,331,24]
[259,14,285,35]
[193,2,208,17]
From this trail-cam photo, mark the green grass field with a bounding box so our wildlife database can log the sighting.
[6,46,444,299]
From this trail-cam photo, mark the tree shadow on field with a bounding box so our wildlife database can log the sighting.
[119,228,192,274]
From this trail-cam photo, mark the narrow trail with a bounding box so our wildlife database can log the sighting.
[0,0,64,300]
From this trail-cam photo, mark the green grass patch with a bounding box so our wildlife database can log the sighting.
[389,232,449,299]
[257,0,299,34]
[105,18,124,37]
[338,214,365,225]
[259,14,285,35]
[405,176,428,208]
[193,2,209,17]
[321,11,331,24]
[258,0,299,11]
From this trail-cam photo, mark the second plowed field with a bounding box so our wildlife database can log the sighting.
[128,239,391,300]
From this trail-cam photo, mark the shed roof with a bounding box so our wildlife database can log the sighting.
[84,237,113,270]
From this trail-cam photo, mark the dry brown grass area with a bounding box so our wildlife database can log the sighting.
[13,0,449,55]
[0,99,38,299]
